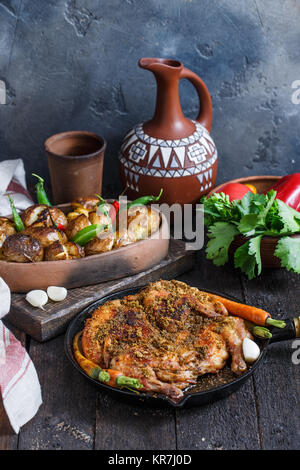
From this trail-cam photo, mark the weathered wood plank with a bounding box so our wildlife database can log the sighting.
[175,382,261,450]
[242,268,300,450]
[95,393,176,450]
[8,239,195,342]
[0,399,17,450]
[18,334,97,450]
[174,251,261,450]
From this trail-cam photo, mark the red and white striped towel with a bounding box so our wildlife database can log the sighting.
[0,158,33,216]
[0,278,42,433]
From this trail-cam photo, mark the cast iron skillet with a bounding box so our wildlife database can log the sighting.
[65,286,300,408]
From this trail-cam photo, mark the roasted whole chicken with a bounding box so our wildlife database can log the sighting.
[1,195,161,263]
[81,280,252,400]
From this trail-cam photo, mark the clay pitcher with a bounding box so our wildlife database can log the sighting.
[119,58,217,205]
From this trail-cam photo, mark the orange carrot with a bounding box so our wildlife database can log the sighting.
[73,332,143,389]
[73,332,110,381]
[205,294,285,328]
[105,369,143,389]
[104,369,123,387]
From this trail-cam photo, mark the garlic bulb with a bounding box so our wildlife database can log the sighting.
[242,337,260,363]
[26,290,48,309]
[47,286,67,302]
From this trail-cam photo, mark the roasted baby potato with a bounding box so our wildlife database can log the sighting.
[65,241,84,258]
[2,233,44,263]
[21,204,48,227]
[44,241,84,261]
[71,196,99,212]
[44,241,67,261]
[113,229,134,249]
[89,209,111,226]
[21,204,67,228]
[84,231,115,256]
[67,207,89,221]
[49,207,68,228]
[127,204,149,217]
[0,217,16,249]
[22,226,67,248]
[65,214,90,240]
[69,202,111,227]
[127,206,160,241]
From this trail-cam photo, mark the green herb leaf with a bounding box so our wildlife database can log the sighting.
[276,199,300,233]
[257,190,277,224]
[237,192,265,216]
[238,214,259,236]
[234,235,262,279]
[202,188,300,279]
[206,222,238,266]
[200,193,239,226]
[265,200,284,233]
[274,237,300,273]
[248,235,263,276]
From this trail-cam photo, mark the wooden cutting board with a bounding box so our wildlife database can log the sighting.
[7,238,195,342]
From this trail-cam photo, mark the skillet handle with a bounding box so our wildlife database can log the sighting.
[269,317,300,344]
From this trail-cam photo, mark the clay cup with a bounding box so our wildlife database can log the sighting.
[45,131,106,204]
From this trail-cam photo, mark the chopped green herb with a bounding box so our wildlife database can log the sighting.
[201,190,300,279]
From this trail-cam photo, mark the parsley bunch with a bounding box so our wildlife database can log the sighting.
[201,190,300,279]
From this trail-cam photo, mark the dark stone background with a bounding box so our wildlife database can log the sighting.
[0,0,299,197]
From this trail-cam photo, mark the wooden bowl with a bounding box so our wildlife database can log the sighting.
[0,204,169,293]
[207,175,300,269]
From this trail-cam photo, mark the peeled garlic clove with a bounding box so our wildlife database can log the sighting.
[243,337,260,363]
[26,290,48,309]
[47,286,67,302]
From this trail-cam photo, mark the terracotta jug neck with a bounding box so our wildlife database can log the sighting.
[139,58,195,140]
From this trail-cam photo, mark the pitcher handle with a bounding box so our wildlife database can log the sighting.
[180,67,213,132]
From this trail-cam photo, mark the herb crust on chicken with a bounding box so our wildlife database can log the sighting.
[82,280,252,400]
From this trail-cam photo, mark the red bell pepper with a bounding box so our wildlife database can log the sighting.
[215,182,253,201]
[271,173,300,212]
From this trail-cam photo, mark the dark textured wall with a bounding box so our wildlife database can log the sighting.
[0,0,299,197]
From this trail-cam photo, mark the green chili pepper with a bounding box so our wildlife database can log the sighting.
[95,194,106,205]
[32,173,52,206]
[72,224,106,246]
[127,188,163,210]
[8,196,24,232]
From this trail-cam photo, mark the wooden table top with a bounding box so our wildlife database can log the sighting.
[1,250,299,450]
